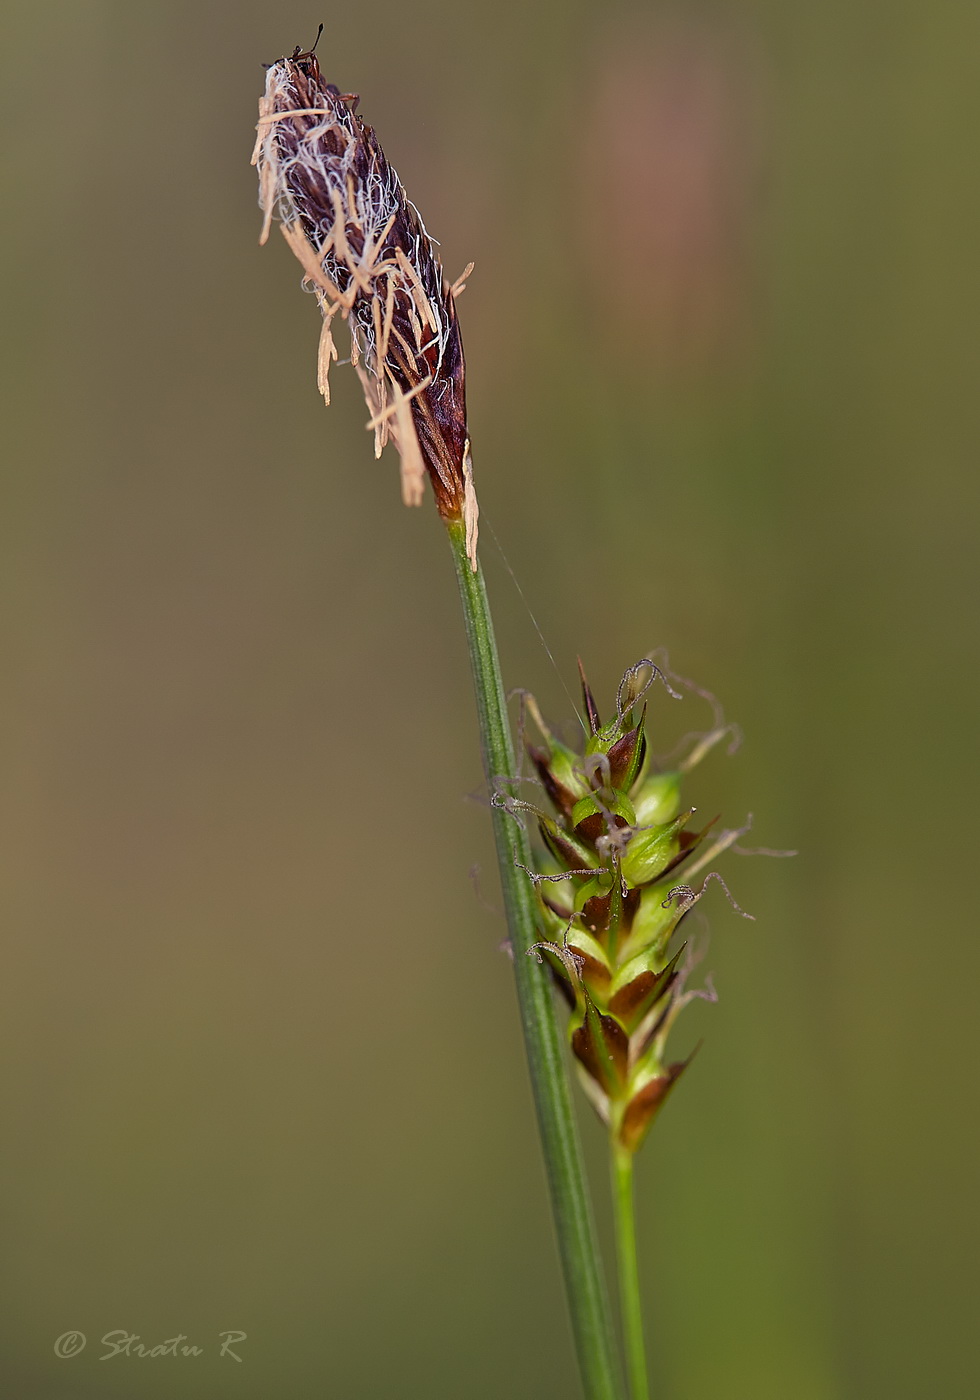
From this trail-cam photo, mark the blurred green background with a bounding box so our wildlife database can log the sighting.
[2,1,977,1396]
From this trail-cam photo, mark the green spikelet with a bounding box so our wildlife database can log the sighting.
[521,658,754,1157]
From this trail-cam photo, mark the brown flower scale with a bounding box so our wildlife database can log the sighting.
[519,660,753,1155]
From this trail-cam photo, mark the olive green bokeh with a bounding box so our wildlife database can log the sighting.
[2,1,977,1397]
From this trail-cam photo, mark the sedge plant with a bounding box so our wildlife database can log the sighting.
[252,33,770,1399]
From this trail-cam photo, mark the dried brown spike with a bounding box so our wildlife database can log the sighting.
[253,47,478,565]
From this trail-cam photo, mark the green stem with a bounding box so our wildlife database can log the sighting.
[612,1146,649,1400]
[447,519,623,1400]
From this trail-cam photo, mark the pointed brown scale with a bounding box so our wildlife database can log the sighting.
[608,971,661,1025]
[606,712,647,791]
[618,1058,692,1153]
[579,877,632,959]
[608,945,684,1030]
[571,1008,629,1091]
[578,657,601,735]
[538,818,594,873]
[570,789,636,846]
[580,887,613,936]
[575,809,631,847]
[527,743,580,821]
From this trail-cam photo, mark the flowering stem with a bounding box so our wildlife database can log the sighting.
[447,519,624,1400]
[612,1146,649,1400]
